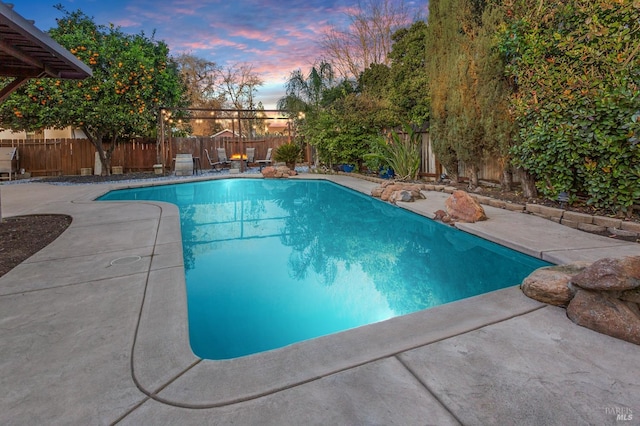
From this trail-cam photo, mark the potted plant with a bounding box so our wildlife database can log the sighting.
[274,143,302,170]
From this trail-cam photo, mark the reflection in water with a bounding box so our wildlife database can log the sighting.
[99,179,549,359]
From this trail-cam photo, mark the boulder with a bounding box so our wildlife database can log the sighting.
[380,184,402,201]
[521,263,589,306]
[445,190,487,222]
[620,288,640,304]
[571,256,640,291]
[371,187,384,198]
[261,165,296,178]
[567,289,640,345]
[520,258,640,345]
[261,166,277,178]
[390,190,414,203]
[374,182,426,203]
[433,209,448,221]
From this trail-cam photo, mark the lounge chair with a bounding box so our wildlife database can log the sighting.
[256,147,273,170]
[204,148,228,171]
[216,148,230,166]
[246,147,255,167]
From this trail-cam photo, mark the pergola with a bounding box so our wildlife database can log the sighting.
[0,1,92,102]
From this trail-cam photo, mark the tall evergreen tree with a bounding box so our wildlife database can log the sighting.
[427,0,513,187]
[388,20,430,126]
[426,0,463,181]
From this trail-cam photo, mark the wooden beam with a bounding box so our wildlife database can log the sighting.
[0,38,44,69]
[0,76,28,103]
[0,66,42,78]
[0,39,58,77]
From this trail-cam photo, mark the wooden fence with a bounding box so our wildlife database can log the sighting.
[1,134,510,183]
[169,136,292,169]
[0,136,297,176]
[0,139,158,176]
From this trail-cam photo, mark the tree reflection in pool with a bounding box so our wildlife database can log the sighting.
[99,179,549,360]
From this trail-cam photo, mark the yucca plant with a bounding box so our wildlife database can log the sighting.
[365,124,422,181]
[274,142,302,169]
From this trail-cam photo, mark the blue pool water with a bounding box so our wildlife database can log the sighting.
[99,179,549,360]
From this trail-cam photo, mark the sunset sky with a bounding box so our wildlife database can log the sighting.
[15,0,428,108]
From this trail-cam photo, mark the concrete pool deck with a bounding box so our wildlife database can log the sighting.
[1,174,639,425]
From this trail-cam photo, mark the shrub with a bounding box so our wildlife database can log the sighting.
[365,124,421,181]
[274,143,302,167]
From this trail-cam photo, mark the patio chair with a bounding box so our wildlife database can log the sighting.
[0,147,18,181]
[216,148,230,166]
[204,148,227,171]
[246,147,255,167]
[256,147,273,171]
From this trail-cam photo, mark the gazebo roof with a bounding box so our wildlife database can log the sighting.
[0,2,91,100]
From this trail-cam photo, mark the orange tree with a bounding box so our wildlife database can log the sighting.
[499,1,640,215]
[0,7,186,174]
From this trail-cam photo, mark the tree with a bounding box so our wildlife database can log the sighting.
[474,4,517,191]
[216,63,263,138]
[174,53,220,107]
[426,0,513,187]
[358,62,392,105]
[425,0,462,181]
[387,20,430,126]
[174,53,224,135]
[305,85,390,168]
[277,61,335,116]
[277,62,337,165]
[320,0,411,79]
[0,7,186,174]
[217,63,263,110]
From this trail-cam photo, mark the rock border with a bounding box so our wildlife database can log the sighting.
[334,172,640,240]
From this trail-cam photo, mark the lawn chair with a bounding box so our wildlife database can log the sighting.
[216,148,230,167]
[256,147,273,171]
[246,147,255,167]
[0,147,18,181]
[204,148,228,171]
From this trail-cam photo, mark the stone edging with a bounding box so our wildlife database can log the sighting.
[333,171,640,239]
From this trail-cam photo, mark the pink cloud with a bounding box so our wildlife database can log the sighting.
[31,0,425,108]
[227,28,274,43]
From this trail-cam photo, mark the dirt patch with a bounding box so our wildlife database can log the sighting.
[0,214,72,278]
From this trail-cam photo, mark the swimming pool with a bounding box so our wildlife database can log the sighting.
[99,178,549,360]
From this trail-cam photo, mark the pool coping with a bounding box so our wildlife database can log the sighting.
[88,173,639,408]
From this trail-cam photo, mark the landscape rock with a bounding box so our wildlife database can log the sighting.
[372,182,426,203]
[567,289,640,345]
[521,263,589,306]
[572,256,640,291]
[620,288,640,304]
[261,166,297,178]
[390,190,414,203]
[521,256,640,345]
[444,190,487,222]
[433,209,447,221]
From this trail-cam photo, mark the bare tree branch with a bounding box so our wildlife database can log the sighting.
[320,0,410,79]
